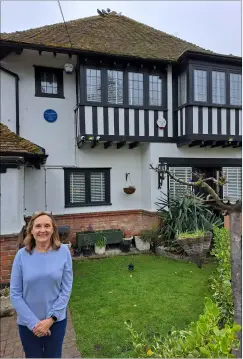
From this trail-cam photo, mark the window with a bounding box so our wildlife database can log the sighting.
[169,167,192,198]
[86,69,101,102]
[149,75,162,106]
[212,71,226,104]
[108,70,123,104]
[128,72,143,106]
[230,73,242,105]
[178,71,187,106]
[194,69,207,102]
[223,167,242,203]
[35,67,64,98]
[64,168,111,207]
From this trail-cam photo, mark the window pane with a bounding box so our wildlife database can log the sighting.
[230,73,242,105]
[40,71,59,95]
[194,70,207,102]
[223,167,242,203]
[169,167,192,198]
[86,69,101,102]
[128,72,143,106]
[212,71,226,104]
[149,75,162,106]
[108,70,123,104]
[70,172,86,203]
[178,71,187,106]
[90,172,105,202]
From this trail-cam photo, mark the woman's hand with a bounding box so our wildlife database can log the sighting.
[33,318,54,337]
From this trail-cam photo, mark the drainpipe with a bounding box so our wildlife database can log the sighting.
[0,65,20,135]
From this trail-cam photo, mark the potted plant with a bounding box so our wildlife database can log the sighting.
[72,244,82,257]
[123,186,136,195]
[135,230,151,252]
[120,232,133,252]
[95,234,107,255]
[0,287,15,317]
[82,235,93,257]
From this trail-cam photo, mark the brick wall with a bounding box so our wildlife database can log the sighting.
[224,214,242,232]
[26,209,161,244]
[0,232,22,285]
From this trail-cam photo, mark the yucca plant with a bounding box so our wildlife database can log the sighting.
[156,192,223,246]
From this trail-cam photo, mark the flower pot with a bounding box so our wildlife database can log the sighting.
[95,245,106,255]
[83,248,93,257]
[123,187,136,195]
[134,236,150,252]
[0,296,15,317]
[120,237,132,252]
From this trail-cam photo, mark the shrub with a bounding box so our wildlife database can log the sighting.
[125,298,240,358]
[209,226,234,326]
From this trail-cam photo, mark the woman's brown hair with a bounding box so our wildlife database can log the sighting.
[24,211,61,253]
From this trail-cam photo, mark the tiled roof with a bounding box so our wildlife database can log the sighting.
[0,124,45,155]
[0,12,214,61]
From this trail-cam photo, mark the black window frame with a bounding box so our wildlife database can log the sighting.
[34,66,64,99]
[81,63,167,111]
[64,168,111,208]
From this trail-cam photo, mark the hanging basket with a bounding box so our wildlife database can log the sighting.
[123,186,136,195]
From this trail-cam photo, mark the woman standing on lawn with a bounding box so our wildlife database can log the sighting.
[10,211,73,358]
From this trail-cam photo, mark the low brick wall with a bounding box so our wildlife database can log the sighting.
[224,214,242,232]
[0,232,23,285]
[25,209,161,244]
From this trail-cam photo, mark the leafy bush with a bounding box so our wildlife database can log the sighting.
[209,226,234,326]
[156,193,223,246]
[125,298,240,358]
[95,234,107,248]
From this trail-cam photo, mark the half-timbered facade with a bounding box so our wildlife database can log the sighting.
[0,11,242,255]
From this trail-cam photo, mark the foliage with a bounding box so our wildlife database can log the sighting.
[209,226,234,326]
[125,297,240,358]
[177,230,205,239]
[0,287,10,297]
[83,235,92,249]
[95,234,107,248]
[156,193,223,246]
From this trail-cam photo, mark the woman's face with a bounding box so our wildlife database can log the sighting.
[31,215,54,245]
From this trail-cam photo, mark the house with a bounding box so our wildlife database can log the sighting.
[0,10,241,284]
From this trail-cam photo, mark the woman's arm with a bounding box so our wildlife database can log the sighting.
[10,250,40,331]
[47,246,73,319]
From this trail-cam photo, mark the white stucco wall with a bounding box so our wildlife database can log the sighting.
[1,50,77,166]
[0,167,25,234]
[0,71,16,132]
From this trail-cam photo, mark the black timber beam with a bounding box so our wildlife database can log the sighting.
[188,140,202,148]
[117,141,126,149]
[104,141,112,149]
[129,142,139,149]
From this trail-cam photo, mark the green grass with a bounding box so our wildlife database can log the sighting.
[70,254,214,358]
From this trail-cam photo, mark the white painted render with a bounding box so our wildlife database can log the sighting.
[0,167,25,234]
[1,51,242,233]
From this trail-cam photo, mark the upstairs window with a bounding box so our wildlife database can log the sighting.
[212,71,226,104]
[35,66,64,98]
[108,70,123,104]
[86,69,101,102]
[194,69,207,102]
[149,75,162,106]
[128,72,143,106]
[230,73,242,106]
[178,71,187,106]
[64,168,111,207]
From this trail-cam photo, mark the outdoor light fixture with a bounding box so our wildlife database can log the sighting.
[158,162,168,189]
[64,63,74,74]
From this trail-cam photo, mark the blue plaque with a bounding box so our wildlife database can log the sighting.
[44,109,58,123]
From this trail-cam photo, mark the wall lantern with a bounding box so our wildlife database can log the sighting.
[64,63,74,74]
[158,162,168,189]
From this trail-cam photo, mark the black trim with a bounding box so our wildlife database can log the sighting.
[177,134,242,148]
[186,106,193,135]
[0,66,19,135]
[92,106,98,135]
[124,108,129,136]
[217,108,221,135]
[134,109,139,136]
[34,66,64,98]
[103,107,109,135]
[226,108,231,136]
[154,110,158,137]
[159,157,242,167]
[64,168,111,208]
[208,107,213,135]
[114,107,119,136]
[198,107,203,134]
[144,110,149,137]
[77,134,175,146]
[235,109,240,135]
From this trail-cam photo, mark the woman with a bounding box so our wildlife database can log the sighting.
[10,211,73,358]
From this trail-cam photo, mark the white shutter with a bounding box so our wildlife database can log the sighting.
[223,167,242,203]
[169,167,192,198]
[90,172,105,202]
[70,172,85,203]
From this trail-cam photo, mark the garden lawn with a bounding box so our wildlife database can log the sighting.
[69,254,214,358]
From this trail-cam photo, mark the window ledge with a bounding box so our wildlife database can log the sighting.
[35,93,65,99]
[65,202,112,208]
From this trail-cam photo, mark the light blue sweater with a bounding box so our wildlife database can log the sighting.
[10,244,73,331]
